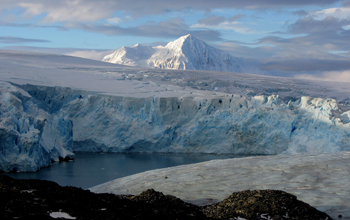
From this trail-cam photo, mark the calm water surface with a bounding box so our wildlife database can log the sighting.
[2,153,247,189]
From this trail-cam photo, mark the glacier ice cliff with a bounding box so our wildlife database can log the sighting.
[67,91,350,155]
[0,82,74,172]
[1,80,349,172]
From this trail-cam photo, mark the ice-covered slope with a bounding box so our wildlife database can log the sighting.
[102,44,155,67]
[103,34,242,72]
[1,50,350,171]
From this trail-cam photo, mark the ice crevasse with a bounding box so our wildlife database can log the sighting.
[0,81,349,172]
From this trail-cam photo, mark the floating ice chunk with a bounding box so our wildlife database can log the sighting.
[340,111,350,123]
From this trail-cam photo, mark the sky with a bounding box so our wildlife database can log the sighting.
[0,0,350,81]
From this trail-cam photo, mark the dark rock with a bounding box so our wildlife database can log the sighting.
[201,189,332,220]
[0,175,210,220]
[58,155,75,162]
[0,176,332,220]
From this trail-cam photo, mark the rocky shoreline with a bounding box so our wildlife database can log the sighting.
[0,175,332,220]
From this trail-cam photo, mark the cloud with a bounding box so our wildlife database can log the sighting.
[65,50,114,60]
[286,17,350,54]
[295,70,350,82]
[197,16,226,26]
[202,6,350,75]
[191,15,257,34]
[68,19,223,42]
[217,42,276,59]
[106,17,123,25]
[195,39,350,77]
[289,16,349,34]
[257,36,293,44]
[1,45,113,60]
[0,0,343,22]
[241,14,350,61]
[343,0,350,7]
[0,36,51,44]
[1,46,82,54]
[0,20,69,31]
[293,10,309,17]
[16,1,116,22]
[260,58,350,72]
[312,7,350,20]
[228,14,245,21]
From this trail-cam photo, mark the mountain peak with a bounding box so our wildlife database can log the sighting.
[174,34,194,41]
[181,34,194,40]
[165,34,202,51]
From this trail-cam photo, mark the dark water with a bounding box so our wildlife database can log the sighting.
[1,153,246,189]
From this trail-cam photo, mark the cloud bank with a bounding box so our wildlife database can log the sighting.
[295,70,350,82]
[0,0,343,22]
[0,37,50,44]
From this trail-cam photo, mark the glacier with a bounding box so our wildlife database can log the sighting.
[0,50,350,172]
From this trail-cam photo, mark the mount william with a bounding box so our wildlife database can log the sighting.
[103,34,242,72]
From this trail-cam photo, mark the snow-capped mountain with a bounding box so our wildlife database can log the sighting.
[103,34,242,72]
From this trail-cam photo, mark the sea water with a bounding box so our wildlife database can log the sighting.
[1,152,246,189]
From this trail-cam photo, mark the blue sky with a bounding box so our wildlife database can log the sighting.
[1,0,350,80]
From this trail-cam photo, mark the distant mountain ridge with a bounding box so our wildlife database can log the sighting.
[103,34,242,72]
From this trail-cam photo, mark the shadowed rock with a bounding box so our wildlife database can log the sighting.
[202,189,331,220]
[0,176,332,220]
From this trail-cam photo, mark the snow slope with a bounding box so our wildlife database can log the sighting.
[0,50,350,171]
[103,34,243,72]
[90,151,350,220]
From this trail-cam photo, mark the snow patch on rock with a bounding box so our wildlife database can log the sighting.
[50,212,76,219]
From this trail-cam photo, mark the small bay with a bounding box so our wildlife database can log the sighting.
[1,152,248,189]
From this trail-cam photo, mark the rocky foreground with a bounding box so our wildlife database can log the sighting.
[0,175,331,220]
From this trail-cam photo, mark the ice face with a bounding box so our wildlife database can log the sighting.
[1,80,350,171]
[65,93,348,155]
[0,81,74,172]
